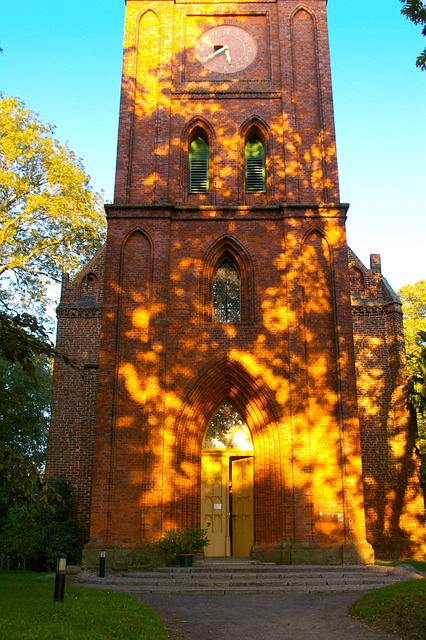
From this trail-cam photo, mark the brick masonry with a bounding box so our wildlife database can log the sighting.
[46,0,425,563]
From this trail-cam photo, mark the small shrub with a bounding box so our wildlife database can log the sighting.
[158,527,210,560]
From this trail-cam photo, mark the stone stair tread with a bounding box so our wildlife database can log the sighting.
[76,563,416,594]
[142,563,396,571]
[79,583,398,595]
[80,576,399,586]
[124,566,397,576]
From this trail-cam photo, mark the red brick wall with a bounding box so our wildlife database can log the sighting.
[114,0,339,206]
[46,249,105,541]
[47,0,425,561]
[349,251,426,558]
[84,203,373,558]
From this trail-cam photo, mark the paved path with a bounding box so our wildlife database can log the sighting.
[138,591,397,639]
[78,563,424,639]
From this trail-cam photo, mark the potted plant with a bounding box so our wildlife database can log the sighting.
[159,527,210,567]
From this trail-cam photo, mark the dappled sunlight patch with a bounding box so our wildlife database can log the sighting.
[118,362,146,406]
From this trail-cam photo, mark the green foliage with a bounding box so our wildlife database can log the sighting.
[0,355,50,465]
[398,282,426,497]
[408,330,426,498]
[0,477,83,570]
[0,572,167,640]
[400,0,426,70]
[352,579,426,639]
[159,527,210,558]
[0,93,97,526]
[408,330,426,417]
[0,311,75,378]
[0,94,106,320]
[0,441,52,509]
[398,280,426,370]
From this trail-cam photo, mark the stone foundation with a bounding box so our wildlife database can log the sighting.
[253,541,375,566]
[83,540,375,571]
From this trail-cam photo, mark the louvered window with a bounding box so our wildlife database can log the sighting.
[212,257,241,323]
[189,137,209,193]
[245,136,265,193]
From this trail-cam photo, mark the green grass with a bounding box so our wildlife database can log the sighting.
[399,559,426,573]
[375,558,426,573]
[352,579,426,639]
[0,572,167,640]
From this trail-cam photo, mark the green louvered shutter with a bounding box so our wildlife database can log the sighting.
[245,136,265,192]
[189,137,209,193]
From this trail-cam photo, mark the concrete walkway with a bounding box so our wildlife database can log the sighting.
[138,591,396,639]
[78,562,423,639]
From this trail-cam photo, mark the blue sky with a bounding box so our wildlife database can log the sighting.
[1,0,425,292]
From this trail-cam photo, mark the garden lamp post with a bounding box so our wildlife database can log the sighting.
[53,553,67,602]
[99,549,106,577]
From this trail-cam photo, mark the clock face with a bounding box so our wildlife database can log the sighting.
[195,25,258,74]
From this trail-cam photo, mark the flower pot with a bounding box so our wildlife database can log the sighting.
[178,554,193,567]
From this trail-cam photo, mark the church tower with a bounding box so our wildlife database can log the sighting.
[47,0,426,566]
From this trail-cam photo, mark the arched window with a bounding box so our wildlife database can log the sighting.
[245,136,265,193]
[80,272,99,301]
[349,266,365,295]
[212,257,241,323]
[189,136,209,193]
[203,403,253,450]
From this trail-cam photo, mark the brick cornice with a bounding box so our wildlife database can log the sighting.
[351,299,402,316]
[105,202,349,219]
[172,91,281,99]
[57,306,102,319]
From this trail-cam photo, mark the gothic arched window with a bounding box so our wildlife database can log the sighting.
[245,136,265,193]
[189,136,209,193]
[203,403,253,450]
[212,257,241,323]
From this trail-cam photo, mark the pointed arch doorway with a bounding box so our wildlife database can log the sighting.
[201,403,254,557]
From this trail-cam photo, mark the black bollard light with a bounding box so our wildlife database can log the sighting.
[99,549,106,578]
[54,553,67,602]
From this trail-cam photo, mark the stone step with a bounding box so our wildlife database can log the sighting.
[126,564,399,576]
[77,563,418,594]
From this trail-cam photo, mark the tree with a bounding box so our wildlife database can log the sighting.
[0,94,106,320]
[408,330,426,500]
[0,356,50,466]
[0,94,103,525]
[400,0,426,70]
[409,330,426,416]
[399,281,426,500]
[0,476,83,570]
[0,310,75,377]
[398,280,426,373]
[0,311,77,505]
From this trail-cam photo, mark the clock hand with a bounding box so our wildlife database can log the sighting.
[203,45,229,62]
[225,48,232,64]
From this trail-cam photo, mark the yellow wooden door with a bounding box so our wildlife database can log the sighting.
[231,457,254,556]
[201,453,230,556]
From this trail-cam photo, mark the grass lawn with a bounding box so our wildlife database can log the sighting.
[0,572,167,640]
[352,578,426,639]
[400,560,426,573]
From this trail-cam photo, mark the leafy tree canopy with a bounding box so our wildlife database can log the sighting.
[0,94,106,321]
[0,310,75,377]
[0,476,83,570]
[409,330,426,417]
[398,280,426,369]
[399,281,426,497]
[401,0,426,70]
[0,355,50,466]
[0,95,100,510]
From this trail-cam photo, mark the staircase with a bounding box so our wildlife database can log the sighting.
[76,560,419,595]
